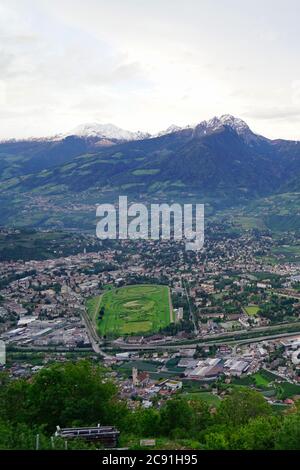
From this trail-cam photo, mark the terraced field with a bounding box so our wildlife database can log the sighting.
[87,284,172,338]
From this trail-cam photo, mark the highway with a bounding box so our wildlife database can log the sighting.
[81,305,112,359]
[108,327,300,351]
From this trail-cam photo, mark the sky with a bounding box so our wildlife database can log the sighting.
[0,0,299,140]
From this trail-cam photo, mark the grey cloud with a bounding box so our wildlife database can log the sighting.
[243,107,300,120]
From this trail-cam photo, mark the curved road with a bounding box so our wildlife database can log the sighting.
[81,303,113,359]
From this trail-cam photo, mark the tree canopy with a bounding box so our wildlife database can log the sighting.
[0,361,299,450]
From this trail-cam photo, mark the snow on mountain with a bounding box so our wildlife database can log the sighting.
[193,114,267,144]
[38,114,266,144]
[153,115,265,143]
[65,123,150,141]
[155,124,193,137]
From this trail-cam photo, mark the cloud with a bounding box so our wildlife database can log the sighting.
[243,107,300,120]
[0,0,299,140]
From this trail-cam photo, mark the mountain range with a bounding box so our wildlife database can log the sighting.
[0,114,299,231]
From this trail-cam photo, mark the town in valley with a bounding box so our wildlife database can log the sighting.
[1,222,300,415]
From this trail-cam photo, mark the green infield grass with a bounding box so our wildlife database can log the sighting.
[244,305,260,316]
[87,284,172,337]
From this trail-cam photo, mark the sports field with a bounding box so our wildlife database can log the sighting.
[87,284,172,337]
[244,305,260,316]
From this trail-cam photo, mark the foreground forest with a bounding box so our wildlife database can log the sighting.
[0,360,299,450]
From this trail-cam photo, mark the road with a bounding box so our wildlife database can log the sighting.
[182,278,198,335]
[168,287,174,323]
[81,301,113,359]
[108,327,300,351]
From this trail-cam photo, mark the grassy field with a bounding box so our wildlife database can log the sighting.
[182,392,221,407]
[276,381,300,400]
[232,369,279,389]
[0,229,92,261]
[88,284,172,338]
[252,372,271,388]
[271,245,300,262]
[232,369,300,400]
[86,295,102,324]
[244,305,260,316]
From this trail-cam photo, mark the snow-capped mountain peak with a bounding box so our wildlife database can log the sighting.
[217,114,251,134]
[65,123,150,141]
[58,115,265,144]
[155,124,193,137]
[193,114,266,144]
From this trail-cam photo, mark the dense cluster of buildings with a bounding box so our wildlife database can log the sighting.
[1,227,300,345]
[0,226,300,412]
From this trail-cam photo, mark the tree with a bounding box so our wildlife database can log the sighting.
[160,399,194,437]
[275,412,300,450]
[139,408,161,437]
[26,361,118,431]
[216,389,271,426]
[0,421,49,450]
[123,408,161,437]
[0,378,31,425]
[204,431,229,450]
[189,399,212,433]
[230,416,280,450]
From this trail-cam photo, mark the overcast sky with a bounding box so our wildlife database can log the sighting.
[0,0,299,139]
